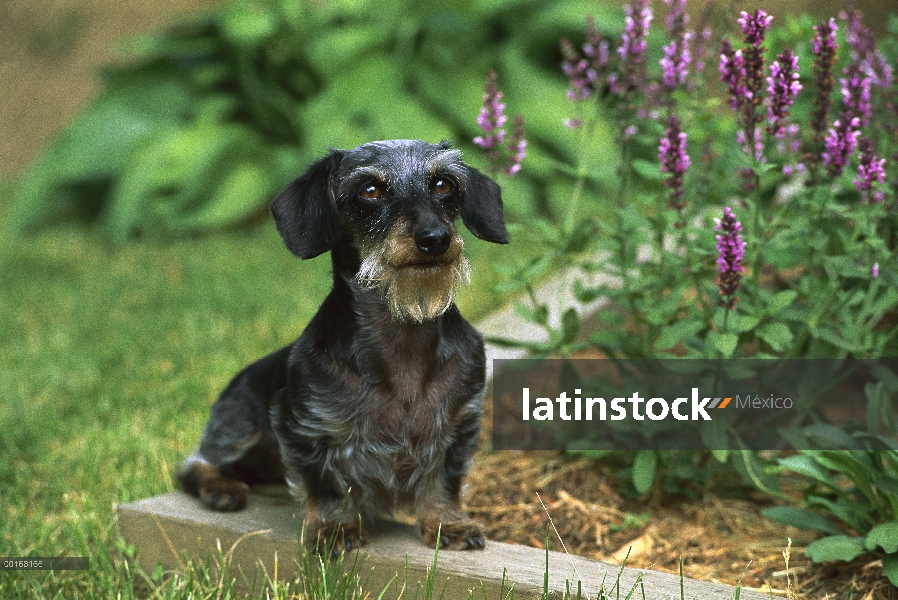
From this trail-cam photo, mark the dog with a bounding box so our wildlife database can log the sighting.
[178,139,507,552]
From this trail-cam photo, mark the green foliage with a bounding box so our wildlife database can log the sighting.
[494,10,898,361]
[9,0,617,240]
[763,445,898,585]
[481,7,898,576]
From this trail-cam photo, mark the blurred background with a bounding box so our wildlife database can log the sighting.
[1,1,896,596]
[1,0,891,180]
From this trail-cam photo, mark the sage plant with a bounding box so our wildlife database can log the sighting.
[473,69,526,177]
[714,207,745,310]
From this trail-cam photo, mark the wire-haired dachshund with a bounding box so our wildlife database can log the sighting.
[179,140,507,551]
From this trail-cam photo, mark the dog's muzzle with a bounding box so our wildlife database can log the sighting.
[356,221,470,323]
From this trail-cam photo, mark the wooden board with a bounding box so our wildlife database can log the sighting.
[116,488,772,599]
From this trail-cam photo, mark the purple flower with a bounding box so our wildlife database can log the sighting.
[872,263,879,278]
[814,17,839,56]
[660,0,693,89]
[560,19,609,103]
[659,115,690,211]
[840,62,872,128]
[720,39,746,111]
[583,15,610,74]
[620,0,652,61]
[766,49,802,138]
[822,117,861,177]
[808,18,839,184]
[714,207,746,310]
[473,70,526,177]
[738,10,773,48]
[736,127,764,162]
[819,58,872,180]
[693,26,713,75]
[720,11,770,164]
[473,70,507,150]
[561,38,593,101]
[612,0,653,94]
[661,35,693,90]
[854,136,886,202]
[842,9,893,89]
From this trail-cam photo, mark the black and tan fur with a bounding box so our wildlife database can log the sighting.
[178,140,507,551]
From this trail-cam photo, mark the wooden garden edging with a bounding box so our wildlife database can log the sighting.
[116,486,771,599]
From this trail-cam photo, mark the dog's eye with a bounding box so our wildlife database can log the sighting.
[432,178,454,196]
[360,183,385,200]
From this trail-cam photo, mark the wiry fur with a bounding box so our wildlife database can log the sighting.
[178,140,507,552]
[356,217,470,323]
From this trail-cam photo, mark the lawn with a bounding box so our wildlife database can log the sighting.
[0,177,511,597]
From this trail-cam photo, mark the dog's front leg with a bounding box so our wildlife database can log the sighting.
[417,410,485,550]
[277,439,367,554]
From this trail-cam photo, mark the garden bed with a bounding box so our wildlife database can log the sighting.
[466,450,896,598]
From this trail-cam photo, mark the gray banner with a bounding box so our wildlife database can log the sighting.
[492,359,898,451]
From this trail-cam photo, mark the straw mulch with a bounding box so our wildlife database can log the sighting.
[466,430,896,598]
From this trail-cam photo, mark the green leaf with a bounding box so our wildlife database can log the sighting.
[221,3,279,46]
[761,507,844,535]
[655,320,704,351]
[307,23,390,72]
[883,552,898,587]
[560,308,580,345]
[803,426,864,450]
[573,280,602,303]
[732,315,760,333]
[513,302,549,326]
[707,330,738,357]
[104,123,268,239]
[711,449,729,463]
[631,159,664,181]
[176,162,272,232]
[823,256,867,279]
[632,450,657,495]
[777,454,838,489]
[757,322,794,353]
[494,279,529,293]
[484,337,552,353]
[732,450,780,494]
[766,290,798,315]
[9,96,165,232]
[864,522,898,553]
[805,535,866,563]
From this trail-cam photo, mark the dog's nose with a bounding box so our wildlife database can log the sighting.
[414,227,451,256]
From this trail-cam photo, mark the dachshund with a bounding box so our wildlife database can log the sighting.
[179,140,507,551]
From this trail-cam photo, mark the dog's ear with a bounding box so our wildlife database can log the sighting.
[271,152,343,259]
[461,167,508,244]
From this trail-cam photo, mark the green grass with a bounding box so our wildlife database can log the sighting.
[0,176,513,597]
[0,181,715,598]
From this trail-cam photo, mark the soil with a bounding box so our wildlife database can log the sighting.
[466,449,896,599]
[4,2,895,598]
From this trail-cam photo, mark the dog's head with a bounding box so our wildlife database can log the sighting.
[271,140,507,323]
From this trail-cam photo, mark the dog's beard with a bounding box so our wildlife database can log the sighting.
[356,233,470,323]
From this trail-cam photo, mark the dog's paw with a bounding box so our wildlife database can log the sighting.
[310,521,366,557]
[198,478,249,511]
[179,454,250,511]
[419,518,486,550]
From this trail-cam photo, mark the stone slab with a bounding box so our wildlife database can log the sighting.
[116,488,772,599]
